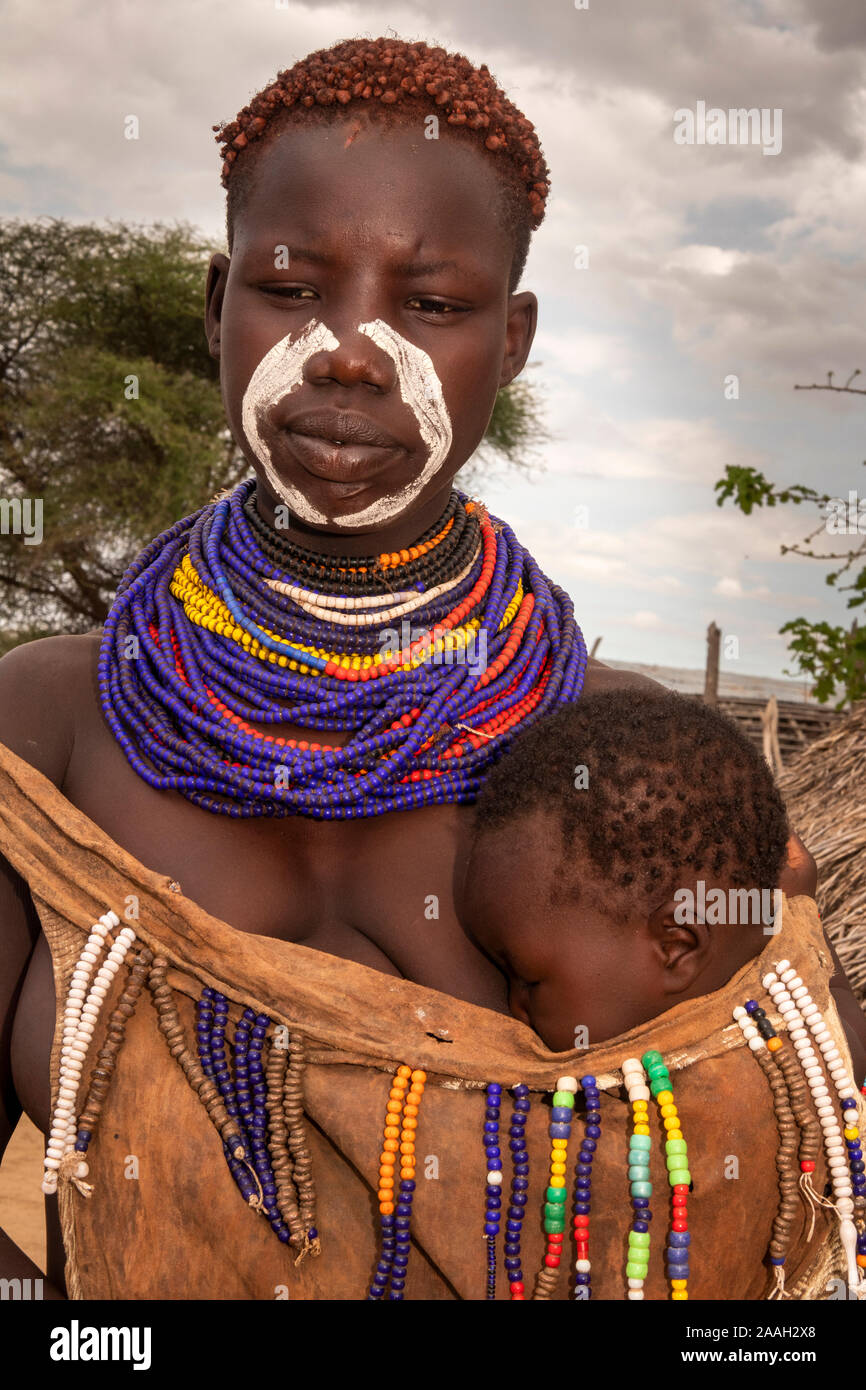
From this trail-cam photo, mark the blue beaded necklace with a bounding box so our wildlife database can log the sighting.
[98,480,587,819]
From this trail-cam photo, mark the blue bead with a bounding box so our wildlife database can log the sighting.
[580,1075,597,1088]
[667,1265,689,1280]
[577,1162,593,1177]
[745,1000,758,1014]
[585,1124,601,1139]
[484,1222,499,1236]
[581,1138,597,1153]
[551,1106,573,1123]
[575,1272,590,1285]
[549,1122,571,1139]
[574,1202,591,1215]
[633,1221,649,1233]
[585,1111,601,1124]
[666,1248,689,1265]
[504,1257,521,1271]
[487,1083,502,1095]
[483,1121,498,1133]
[511,1192,528,1206]
[669,1231,691,1247]
[852,1160,865,1173]
[513,1178,529,1191]
[632,1197,649,1208]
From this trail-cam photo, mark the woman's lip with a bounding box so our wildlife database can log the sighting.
[284,430,405,483]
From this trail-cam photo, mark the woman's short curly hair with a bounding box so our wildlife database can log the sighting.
[213,36,550,292]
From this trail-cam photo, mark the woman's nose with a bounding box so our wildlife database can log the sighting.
[303,320,396,393]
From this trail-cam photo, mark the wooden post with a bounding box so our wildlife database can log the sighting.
[704,622,720,705]
[760,695,783,776]
[589,636,602,659]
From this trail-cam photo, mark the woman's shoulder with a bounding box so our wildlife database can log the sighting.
[581,656,667,698]
[0,631,102,787]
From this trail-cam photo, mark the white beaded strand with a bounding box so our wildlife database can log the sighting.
[264,545,481,627]
[42,913,137,1196]
[763,964,861,1294]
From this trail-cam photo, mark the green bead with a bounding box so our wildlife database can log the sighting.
[646,1061,669,1077]
[544,1218,566,1234]
[552,1091,574,1108]
[668,1169,691,1187]
[665,1139,687,1155]
[650,1077,671,1097]
[626,1261,649,1279]
[630,1180,653,1198]
[628,1231,650,1248]
[667,1154,691,1171]
[630,1134,652,1151]
[628,1149,650,1165]
[627,1165,651,1182]
[641,1050,664,1068]
[546,1186,567,1204]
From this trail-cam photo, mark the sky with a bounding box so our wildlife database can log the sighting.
[2,0,865,681]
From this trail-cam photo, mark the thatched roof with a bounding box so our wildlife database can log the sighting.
[779,700,866,1006]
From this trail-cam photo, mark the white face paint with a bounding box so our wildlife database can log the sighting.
[239,317,453,529]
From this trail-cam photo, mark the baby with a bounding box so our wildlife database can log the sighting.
[460,688,793,1051]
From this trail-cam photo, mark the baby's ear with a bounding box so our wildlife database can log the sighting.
[646,895,711,996]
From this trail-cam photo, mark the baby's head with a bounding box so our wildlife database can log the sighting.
[461,689,790,1050]
[207,37,549,534]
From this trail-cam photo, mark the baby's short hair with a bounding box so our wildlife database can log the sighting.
[474,688,790,903]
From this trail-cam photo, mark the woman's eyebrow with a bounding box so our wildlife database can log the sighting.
[247,243,469,278]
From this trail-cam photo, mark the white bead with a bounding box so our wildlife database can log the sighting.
[762,972,778,988]
[842,1110,858,1125]
[742,1024,758,1039]
[575,1259,591,1273]
[780,968,797,983]
[748,1037,764,1052]
[797,995,813,1010]
[804,1065,823,1078]
[622,1071,644,1088]
[812,1085,829,1098]
[43,1156,61,1170]
[732,1008,747,1021]
[627,1290,644,1300]
[774,959,791,972]
[826,1141,845,1155]
[486,1171,503,1186]
[628,1085,650,1102]
[556,1076,578,1092]
[627,1277,644,1288]
[791,985,808,999]
[41,1178,58,1195]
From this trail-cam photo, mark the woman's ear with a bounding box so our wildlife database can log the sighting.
[647,896,712,996]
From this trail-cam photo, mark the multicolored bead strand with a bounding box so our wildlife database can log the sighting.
[533,1074,577,1299]
[573,1073,600,1299]
[505,1084,530,1300]
[763,961,865,1296]
[370,1066,426,1300]
[642,1050,690,1300]
[621,1057,653,1300]
[98,479,588,820]
[483,1082,502,1299]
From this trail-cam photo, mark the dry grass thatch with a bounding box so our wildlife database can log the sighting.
[780,699,866,1006]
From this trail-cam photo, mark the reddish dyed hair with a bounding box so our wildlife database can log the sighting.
[213,36,550,291]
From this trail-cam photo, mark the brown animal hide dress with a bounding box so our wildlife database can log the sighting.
[0,739,857,1301]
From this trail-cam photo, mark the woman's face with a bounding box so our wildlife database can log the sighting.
[205,117,537,537]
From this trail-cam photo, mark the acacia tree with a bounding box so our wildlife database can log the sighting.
[715,370,866,706]
[0,218,546,654]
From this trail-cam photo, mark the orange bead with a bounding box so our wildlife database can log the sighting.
[383,1138,399,1153]
[400,1141,415,1155]
[401,1168,416,1181]
[384,1126,400,1140]
[386,1100,402,1115]
[411,1070,427,1084]
[404,1103,419,1118]
[402,1116,418,1130]
[767,1037,783,1052]
[396,1065,412,1079]
[379,1201,394,1214]
[378,1175,394,1189]
[389,1087,407,1101]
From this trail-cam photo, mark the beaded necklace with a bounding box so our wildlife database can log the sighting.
[621,1057,652,1300]
[642,1050,691,1300]
[370,1065,426,1300]
[762,961,865,1295]
[99,480,587,819]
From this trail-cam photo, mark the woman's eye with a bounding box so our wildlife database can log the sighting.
[260,286,317,299]
[406,297,463,315]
